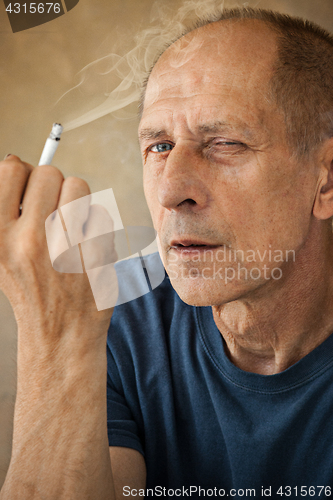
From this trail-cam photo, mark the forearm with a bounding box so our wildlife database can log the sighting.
[0,324,115,500]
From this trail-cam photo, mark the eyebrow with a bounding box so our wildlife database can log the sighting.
[138,120,255,143]
[138,129,168,142]
[198,121,255,140]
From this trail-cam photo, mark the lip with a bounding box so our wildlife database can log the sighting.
[169,239,221,256]
[170,239,220,248]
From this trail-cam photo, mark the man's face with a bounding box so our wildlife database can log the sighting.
[139,21,320,306]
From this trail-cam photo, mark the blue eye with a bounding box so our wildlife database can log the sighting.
[150,143,173,153]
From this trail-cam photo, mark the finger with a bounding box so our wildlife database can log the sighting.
[0,155,33,223]
[80,205,117,271]
[21,165,64,222]
[57,176,91,246]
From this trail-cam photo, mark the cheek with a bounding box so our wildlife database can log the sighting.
[212,170,263,225]
[143,169,154,208]
[211,163,310,249]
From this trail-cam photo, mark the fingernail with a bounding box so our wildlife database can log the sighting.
[3,154,12,160]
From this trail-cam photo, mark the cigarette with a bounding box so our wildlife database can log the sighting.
[38,123,63,166]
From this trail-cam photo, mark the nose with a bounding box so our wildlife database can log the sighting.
[157,144,210,211]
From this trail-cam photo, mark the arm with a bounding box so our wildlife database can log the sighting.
[0,156,145,499]
[110,447,146,498]
[1,340,146,499]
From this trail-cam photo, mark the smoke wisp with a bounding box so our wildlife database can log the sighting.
[60,0,249,132]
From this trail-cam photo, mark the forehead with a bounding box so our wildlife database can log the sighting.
[140,20,279,134]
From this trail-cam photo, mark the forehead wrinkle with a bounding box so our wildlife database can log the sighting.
[142,20,278,117]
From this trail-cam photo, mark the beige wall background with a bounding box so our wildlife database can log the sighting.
[1,0,333,488]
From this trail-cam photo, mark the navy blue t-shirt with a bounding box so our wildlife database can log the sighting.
[107,254,333,496]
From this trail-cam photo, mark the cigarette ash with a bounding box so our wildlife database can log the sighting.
[49,123,64,141]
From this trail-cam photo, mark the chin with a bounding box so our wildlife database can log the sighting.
[168,275,250,307]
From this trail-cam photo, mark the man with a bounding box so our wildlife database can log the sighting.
[1,6,333,499]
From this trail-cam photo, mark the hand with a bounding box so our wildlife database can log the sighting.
[0,155,117,352]
[0,155,119,499]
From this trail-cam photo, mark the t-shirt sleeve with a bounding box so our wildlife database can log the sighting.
[106,342,144,456]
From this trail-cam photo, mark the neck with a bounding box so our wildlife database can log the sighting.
[212,222,333,375]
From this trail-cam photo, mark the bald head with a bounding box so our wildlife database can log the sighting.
[145,19,277,116]
[140,7,333,158]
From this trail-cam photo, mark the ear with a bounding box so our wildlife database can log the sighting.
[313,138,333,220]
